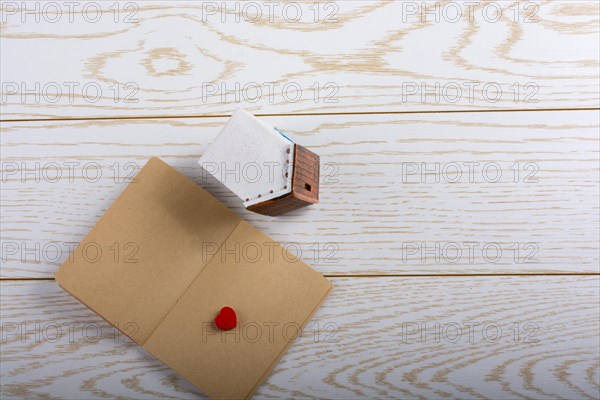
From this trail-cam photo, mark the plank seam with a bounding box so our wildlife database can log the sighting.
[2,107,599,124]
[2,273,599,281]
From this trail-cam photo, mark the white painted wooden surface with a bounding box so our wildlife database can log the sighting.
[2,277,599,399]
[1,1,599,120]
[2,111,599,277]
[1,0,599,399]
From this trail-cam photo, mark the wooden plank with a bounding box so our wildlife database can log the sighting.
[1,277,598,399]
[1,1,599,120]
[2,110,598,277]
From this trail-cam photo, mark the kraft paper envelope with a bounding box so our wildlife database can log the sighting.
[56,157,332,400]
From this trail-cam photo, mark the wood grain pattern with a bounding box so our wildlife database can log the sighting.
[2,4,599,398]
[1,277,599,399]
[1,1,599,120]
[2,110,598,277]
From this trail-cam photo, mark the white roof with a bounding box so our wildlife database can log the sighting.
[198,109,294,207]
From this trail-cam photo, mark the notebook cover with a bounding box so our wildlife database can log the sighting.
[55,157,332,399]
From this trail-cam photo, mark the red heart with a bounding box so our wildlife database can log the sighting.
[214,306,237,331]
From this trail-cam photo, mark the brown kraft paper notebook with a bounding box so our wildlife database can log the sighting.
[55,157,333,400]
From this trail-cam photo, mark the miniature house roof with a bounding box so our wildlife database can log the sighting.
[198,109,294,207]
